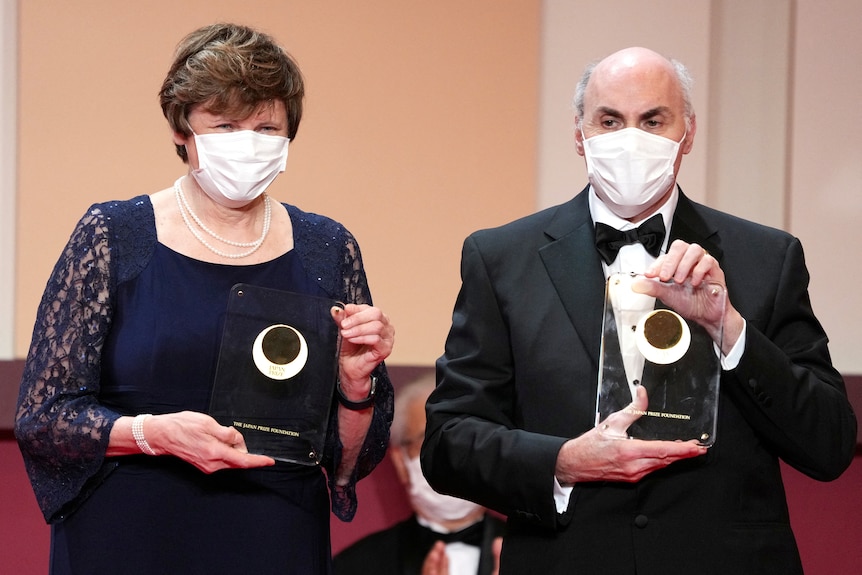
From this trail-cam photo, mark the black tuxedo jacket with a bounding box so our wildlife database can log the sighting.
[333,515,506,575]
[422,188,857,575]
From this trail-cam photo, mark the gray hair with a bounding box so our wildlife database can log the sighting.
[573,55,694,121]
[390,372,436,445]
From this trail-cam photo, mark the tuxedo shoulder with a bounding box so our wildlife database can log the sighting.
[690,200,795,241]
[468,202,571,244]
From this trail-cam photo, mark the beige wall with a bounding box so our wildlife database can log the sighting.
[11,0,862,373]
[791,0,862,373]
[13,1,539,366]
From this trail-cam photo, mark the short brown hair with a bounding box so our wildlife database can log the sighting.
[159,23,305,162]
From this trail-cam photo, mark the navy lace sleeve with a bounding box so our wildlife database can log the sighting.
[14,197,155,523]
[288,205,394,522]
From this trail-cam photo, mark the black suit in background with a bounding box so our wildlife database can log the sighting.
[333,515,506,575]
[421,188,857,575]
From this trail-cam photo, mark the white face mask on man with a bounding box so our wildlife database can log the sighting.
[191,130,289,208]
[404,454,481,525]
[582,127,685,219]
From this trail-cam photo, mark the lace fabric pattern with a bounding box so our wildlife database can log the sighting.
[15,196,393,524]
[288,204,394,522]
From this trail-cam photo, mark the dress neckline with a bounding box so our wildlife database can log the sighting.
[155,241,295,268]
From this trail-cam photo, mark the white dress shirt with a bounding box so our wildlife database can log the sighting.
[553,186,746,513]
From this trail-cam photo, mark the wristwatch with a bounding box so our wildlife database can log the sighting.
[336,375,377,410]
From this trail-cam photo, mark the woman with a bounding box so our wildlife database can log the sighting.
[15,23,394,574]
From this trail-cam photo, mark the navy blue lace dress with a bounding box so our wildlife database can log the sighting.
[15,196,393,575]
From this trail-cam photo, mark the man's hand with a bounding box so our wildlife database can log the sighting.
[638,240,744,354]
[421,541,449,575]
[555,386,707,486]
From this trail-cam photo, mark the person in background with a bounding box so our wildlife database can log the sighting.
[421,46,856,574]
[335,373,504,575]
[15,23,394,575]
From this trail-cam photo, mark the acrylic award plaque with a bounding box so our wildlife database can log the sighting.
[595,273,724,446]
[208,284,342,465]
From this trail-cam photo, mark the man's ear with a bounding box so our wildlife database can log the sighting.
[574,117,586,157]
[390,447,410,486]
[682,113,697,154]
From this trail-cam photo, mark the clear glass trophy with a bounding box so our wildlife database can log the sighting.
[595,273,724,445]
[208,284,342,464]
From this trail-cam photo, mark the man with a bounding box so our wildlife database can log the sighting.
[335,373,504,575]
[421,47,857,574]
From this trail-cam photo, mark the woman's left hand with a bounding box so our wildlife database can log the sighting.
[331,304,394,395]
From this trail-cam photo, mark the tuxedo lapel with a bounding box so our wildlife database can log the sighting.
[534,190,720,384]
[539,190,606,365]
[402,517,433,574]
[669,192,724,262]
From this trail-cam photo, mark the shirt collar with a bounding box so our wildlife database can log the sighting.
[588,185,679,255]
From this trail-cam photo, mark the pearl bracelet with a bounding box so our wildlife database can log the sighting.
[132,414,156,456]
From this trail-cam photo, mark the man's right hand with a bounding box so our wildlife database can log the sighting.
[422,541,449,575]
[555,386,707,486]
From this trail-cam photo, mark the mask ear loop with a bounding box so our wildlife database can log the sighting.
[182,115,198,142]
[678,115,693,146]
[576,117,586,142]
[176,117,196,162]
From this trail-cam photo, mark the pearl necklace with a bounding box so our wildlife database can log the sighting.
[174,177,271,259]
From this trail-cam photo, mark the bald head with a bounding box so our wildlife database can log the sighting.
[574,47,693,120]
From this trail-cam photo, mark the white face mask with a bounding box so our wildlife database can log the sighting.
[582,127,685,219]
[404,454,481,524]
[191,130,289,208]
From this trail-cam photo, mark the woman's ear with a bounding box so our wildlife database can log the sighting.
[172,130,190,147]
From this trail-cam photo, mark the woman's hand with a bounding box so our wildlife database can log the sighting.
[328,304,394,485]
[331,304,394,398]
[129,411,275,473]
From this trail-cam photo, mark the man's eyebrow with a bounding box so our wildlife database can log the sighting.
[595,106,623,117]
[640,106,673,120]
[593,106,673,120]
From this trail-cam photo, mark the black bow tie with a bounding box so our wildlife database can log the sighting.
[594,214,666,265]
[419,519,485,547]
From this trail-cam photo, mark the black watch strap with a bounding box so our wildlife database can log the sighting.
[336,375,377,410]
